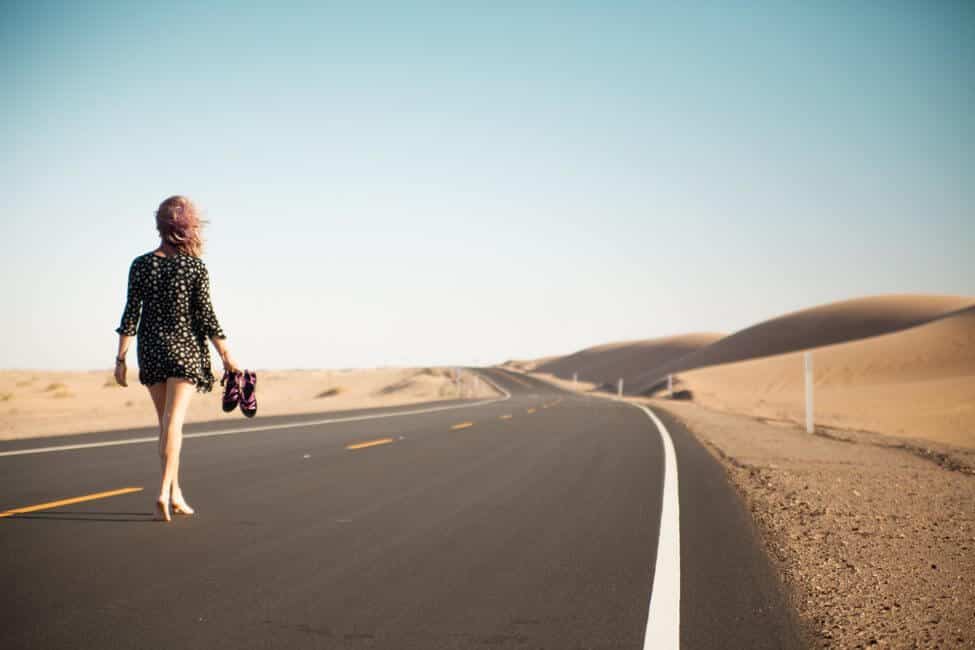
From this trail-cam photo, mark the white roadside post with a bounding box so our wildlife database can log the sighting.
[573,372,578,387]
[617,378,624,399]
[473,375,479,396]
[804,352,814,433]
[667,374,673,398]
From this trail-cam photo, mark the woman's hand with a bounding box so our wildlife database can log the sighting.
[221,352,241,374]
[114,359,128,387]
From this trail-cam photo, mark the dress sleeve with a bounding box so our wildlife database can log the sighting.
[194,264,227,339]
[115,259,142,336]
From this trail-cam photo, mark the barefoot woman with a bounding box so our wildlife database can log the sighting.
[114,196,239,522]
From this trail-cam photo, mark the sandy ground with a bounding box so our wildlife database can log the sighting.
[674,305,975,449]
[652,399,975,649]
[631,294,974,393]
[526,333,723,389]
[522,296,975,450]
[0,367,499,441]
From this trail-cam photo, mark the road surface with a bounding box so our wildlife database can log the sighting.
[0,368,802,649]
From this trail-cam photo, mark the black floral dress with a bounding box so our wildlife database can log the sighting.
[116,252,227,393]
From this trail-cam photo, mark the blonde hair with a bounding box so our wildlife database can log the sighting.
[155,195,206,257]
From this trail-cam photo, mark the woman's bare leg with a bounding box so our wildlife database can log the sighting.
[147,382,168,519]
[158,378,195,520]
[148,382,167,458]
[148,382,192,511]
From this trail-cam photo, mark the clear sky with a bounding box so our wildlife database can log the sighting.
[2,1,973,370]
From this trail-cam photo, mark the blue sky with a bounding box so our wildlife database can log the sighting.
[2,1,973,370]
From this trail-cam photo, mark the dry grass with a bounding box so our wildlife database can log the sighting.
[43,382,68,392]
[0,392,13,401]
[316,387,343,398]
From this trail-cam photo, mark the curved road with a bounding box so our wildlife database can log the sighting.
[0,369,801,649]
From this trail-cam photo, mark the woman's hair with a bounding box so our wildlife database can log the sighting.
[155,195,206,257]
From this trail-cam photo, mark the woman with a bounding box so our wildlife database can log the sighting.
[114,195,239,522]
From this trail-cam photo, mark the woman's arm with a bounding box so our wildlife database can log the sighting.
[114,259,142,387]
[210,335,240,374]
[114,334,134,386]
[195,264,240,373]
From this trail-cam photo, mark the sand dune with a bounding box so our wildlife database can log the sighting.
[520,293,975,447]
[632,294,975,393]
[0,367,498,441]
[530,333,723,389]
[500,355,562,373]
[675,305,975,447]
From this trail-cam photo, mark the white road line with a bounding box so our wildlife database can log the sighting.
[634,403,681,650]
[496,369,681,645]
[0,372,512,458]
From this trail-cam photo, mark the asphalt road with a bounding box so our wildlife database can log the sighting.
[0,369,803,649]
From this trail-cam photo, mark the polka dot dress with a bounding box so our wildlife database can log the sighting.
[116,252,227,393]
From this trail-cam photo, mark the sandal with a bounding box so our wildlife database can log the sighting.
[240,370,257,418]
[221,370,242,412]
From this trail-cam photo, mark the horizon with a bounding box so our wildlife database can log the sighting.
[3,2,973,370]
[3,290,971,372]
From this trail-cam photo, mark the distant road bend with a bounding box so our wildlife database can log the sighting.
[0,368,801,649]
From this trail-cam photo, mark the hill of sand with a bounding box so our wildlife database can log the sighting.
[521,293,975,447]
[500,355,563,373]
[632,294,975,393]
[530,333,723,389]
[0,367,499,441]
[672,304,975,448]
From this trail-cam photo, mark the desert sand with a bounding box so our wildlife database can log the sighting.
[515,333,723,389]
[674,305,975,448]
[632,294,974,393]
[0,367,499,441]
[520,294,975,449]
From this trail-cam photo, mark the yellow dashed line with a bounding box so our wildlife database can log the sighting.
[0,487,144,518]
[345,437,395,450]
[451,422,474,430]
[527,408,536,414]
[499,414,513,420]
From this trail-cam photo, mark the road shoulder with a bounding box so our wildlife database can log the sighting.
[652,399,975,648]
[650,406,808,649]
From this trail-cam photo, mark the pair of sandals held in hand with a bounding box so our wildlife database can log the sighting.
[221,370,257,417]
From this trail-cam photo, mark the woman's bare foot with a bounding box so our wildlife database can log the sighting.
[171,489,194,515]
[155,497,171,522]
